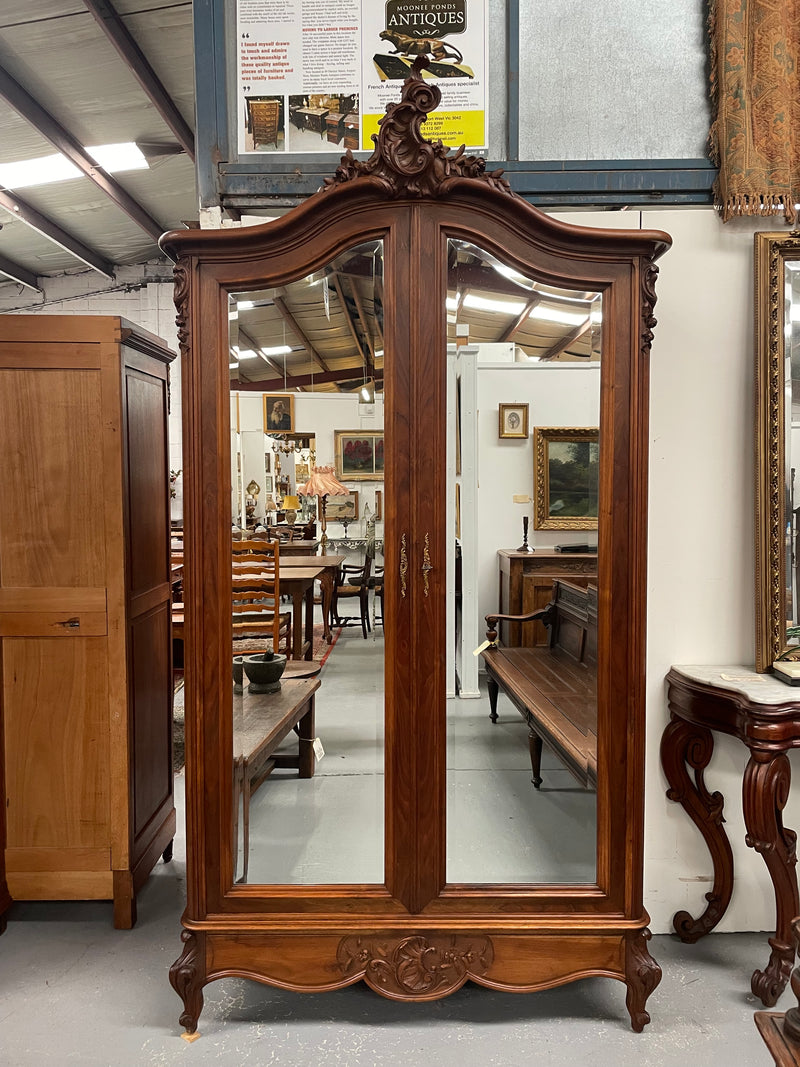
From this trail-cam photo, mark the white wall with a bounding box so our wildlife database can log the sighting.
[640,206,770,933]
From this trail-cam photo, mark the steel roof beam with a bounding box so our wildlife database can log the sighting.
[0,63,165,242]
[234,364,384,392]
[0,252,40,291]
[0,187,114,277]
[81,0,195,161]
[272,295,331,373]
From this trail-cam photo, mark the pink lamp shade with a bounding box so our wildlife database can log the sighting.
[297,465,349,497]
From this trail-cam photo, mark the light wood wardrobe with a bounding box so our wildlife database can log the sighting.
[0,315,176,928]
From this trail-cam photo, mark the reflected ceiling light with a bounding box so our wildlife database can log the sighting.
[229,361,239,369]
[361,380,375,402]
[493,263,530,286]
[0,142,149,189]
[236,349,258,360]
[463,294,526,315]
[375,349,384,358]
[529,306,589,327]
[261,345,292,356]
[590,308,603,324]
[237,300,256,309]
[446,297,459,311]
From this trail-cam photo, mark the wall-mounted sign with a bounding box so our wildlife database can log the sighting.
[236,0,487,157]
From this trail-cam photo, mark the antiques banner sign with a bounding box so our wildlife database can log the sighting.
[237,0,487,156]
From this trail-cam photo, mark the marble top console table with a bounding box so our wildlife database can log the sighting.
[662,665,800,1007]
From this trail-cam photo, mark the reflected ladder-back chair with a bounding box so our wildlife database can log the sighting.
[231,540,291,655]
[331,553,373,639]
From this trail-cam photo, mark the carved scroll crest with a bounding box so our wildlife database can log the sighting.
[337,933,493,999]
[324,59,512,199]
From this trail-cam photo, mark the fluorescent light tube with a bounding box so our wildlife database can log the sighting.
[0,142,149,190]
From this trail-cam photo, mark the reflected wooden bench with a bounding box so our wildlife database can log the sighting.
[481,580,597,789]
[233,677,320,882]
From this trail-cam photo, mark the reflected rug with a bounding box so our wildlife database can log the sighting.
[171,624,341,772]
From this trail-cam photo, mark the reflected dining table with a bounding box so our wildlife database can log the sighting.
[278,555,345,645]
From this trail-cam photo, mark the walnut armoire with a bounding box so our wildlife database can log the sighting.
[162,70,671,1032]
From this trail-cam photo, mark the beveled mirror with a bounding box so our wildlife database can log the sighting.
[755,231,800,670]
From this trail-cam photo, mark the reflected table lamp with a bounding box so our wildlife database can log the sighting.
[298,465,349,554]
[281,495,300,525]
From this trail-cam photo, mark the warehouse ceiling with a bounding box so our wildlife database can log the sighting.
[0,0,196,291]
[0,3,601,383]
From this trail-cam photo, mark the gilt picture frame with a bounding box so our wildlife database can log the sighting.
[533,427,599,530]
[334,430,384,481]
[499,403,529,439]
[263,394,295,432]
[325,491,359,521]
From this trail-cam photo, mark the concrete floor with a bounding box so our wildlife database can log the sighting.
[0,625,789,1064]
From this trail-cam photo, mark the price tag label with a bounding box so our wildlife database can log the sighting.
[473,639,494,656]
[313,737,325,761]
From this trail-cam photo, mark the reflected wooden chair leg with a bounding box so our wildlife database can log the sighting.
[660,712,734,941]
[743,750,799,1006]
[528,728,543,789]
[488,676,499,723]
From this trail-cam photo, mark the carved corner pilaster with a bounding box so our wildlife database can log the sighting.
[640,262,659,358]
[173,260,190,363]
[169,929,205,1034]
[337,933,493,1000]
[624,928,661,1032]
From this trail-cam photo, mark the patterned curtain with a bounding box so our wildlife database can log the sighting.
[709,0,800,223]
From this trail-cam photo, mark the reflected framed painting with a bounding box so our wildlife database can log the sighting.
[499,402,528,439]
[325,491,359,521]
[334,430,384,481]
[533,427,599,530]
[263,393,294,432]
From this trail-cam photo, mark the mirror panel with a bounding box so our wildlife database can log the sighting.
[228,240,386,884]
[445,239,600,884]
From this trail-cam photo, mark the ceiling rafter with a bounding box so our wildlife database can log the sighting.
[348,276,378,373]
[0,62,165,242]
[80,0,195,161]
[540,319,592,361]
[234,364,384,392]
[0,186,114,278]
[238,326,284,378]
[0,251,40,291]
[331,273,371,376]
[272,294,331,374]
[497,295,542,342]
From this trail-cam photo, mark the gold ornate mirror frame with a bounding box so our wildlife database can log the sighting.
[755,230,800,670]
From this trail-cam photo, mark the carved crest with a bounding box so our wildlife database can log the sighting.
[337,933,493,998]
[324,59,512,199]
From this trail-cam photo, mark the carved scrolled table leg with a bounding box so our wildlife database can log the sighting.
[660,712,734,941]
[169,930,206,1034]
[624,928,661,1032]
[742,751,799,1007]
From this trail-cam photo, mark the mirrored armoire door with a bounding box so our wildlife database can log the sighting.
[162,69,670,1034]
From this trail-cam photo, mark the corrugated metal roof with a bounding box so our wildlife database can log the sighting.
[0,0,196,281]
